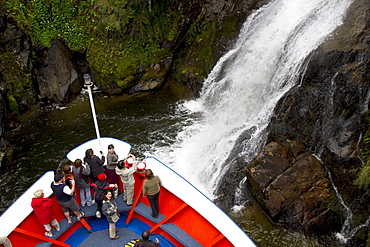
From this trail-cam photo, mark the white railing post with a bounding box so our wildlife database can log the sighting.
[83,74,102,151]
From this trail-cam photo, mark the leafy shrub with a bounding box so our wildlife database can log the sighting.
[5,0,88,50]
[354,163,370,191]
[4,0,210,89]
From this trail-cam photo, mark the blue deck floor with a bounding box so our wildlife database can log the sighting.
[36,193,176,247]
[65,214,173,247]
[63,193,175,247]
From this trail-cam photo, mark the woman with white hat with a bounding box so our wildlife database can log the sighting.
[115,158,137,206]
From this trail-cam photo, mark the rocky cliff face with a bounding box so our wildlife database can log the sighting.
[262,0,370,232]
[36,40,85,104]
[0,7,88,171]
[242,0,370,242]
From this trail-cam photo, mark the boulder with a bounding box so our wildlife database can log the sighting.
[247,142,292,191]
[36,39,82,104]
[246,141,341,234]
[130,56,173,93]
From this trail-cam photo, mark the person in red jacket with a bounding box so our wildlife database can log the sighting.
[31,189,60,237]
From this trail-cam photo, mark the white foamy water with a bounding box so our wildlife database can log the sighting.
[150,0,354,198]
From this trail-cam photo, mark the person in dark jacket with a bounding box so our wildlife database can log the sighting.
[102,190,120,240]
[72,159,92,207]
[90,173,116,218]
[51,173,84,224]
[106,144,119,184]
[31,189,60,237]
[134,230,160,247]
[84,148,105,182]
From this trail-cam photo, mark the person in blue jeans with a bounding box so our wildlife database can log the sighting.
[72,159,93,207]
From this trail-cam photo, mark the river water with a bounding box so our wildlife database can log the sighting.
[0,87,339,246]
[0,0,354,246]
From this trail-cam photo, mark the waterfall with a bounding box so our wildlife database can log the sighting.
[153,0,354,198]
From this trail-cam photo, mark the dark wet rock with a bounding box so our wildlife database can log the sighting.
[0,93,5,150]
[242,0,369,238]
[215,0,369,239]
[36,39,82,104]
[130,56,173,93]
[246,141,341,234]
[247,142,292,191]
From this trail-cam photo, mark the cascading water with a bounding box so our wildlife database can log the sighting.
[151,0,355,200]
[313,153,370,244]
[315,55,370,244]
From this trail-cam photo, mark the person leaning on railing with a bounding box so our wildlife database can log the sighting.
[142,169,162,219]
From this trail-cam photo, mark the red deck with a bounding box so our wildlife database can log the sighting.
[5,171,235,247]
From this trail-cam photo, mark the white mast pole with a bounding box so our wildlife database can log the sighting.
[83,74,102,151]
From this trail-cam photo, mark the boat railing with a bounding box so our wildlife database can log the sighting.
[125,175,145,224]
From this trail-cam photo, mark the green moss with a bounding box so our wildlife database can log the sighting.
[7,95,18,115]
[354,161,370,191]
[116,76,135,88]
[5,0,88,50]
[0,47,34,115]
[171,20,216,82]
[81,1,180,88]
[4,0,238,93]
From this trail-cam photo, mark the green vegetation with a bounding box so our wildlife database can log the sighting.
[4,0,183,88]
[84,0,179,87]
[0,48,34,115]
[5,0,87,50]
[170,7,241,85]
[355,110,370,191]
[3,0,244,92]
[355,162,370,191]
[2,0,242,112]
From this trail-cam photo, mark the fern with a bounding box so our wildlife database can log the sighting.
[354,162,370,191]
